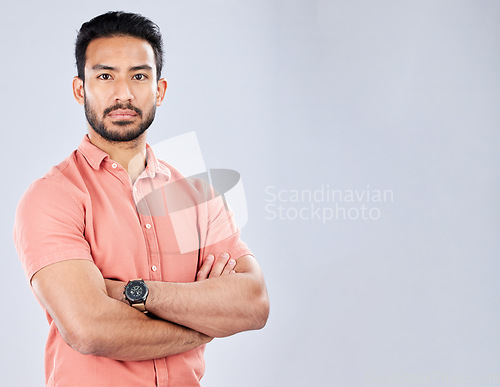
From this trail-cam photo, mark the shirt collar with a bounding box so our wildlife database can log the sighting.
[144,143,171,179]
[77,135,108,170]
[77,135,172,180]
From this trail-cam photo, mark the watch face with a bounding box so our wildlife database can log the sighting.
[125,280,148,303]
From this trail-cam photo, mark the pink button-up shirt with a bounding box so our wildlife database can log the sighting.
[14,135,252,386]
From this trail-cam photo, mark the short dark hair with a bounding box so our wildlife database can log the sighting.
[75,11,164,81]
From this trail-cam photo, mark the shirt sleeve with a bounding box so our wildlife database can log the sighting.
[201,183,253,261]
[13,177,93,283]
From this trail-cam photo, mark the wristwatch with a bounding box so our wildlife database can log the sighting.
[124,279,149,313]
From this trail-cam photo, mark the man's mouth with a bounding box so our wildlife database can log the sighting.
[107,109,139,119]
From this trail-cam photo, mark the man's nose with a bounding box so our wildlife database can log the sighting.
[114,79,134,101]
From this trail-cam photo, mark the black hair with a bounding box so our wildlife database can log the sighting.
[75,11,164,81]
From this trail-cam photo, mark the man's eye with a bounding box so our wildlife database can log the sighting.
[98,74,112,80]
[133,74,147,80]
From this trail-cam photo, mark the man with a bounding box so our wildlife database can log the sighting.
[13,11,269,387]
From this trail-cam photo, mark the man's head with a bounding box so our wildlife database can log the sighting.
[72,11,167,143]
[75,11,163,82]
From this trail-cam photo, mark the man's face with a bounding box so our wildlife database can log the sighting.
[80,35,161,142]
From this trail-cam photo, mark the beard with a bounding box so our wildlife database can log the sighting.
[84,95,156,142]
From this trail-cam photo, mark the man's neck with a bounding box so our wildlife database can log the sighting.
[87,128,147,185]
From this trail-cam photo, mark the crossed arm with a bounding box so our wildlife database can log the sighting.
[105,254,269,338]
[32,253,269,362]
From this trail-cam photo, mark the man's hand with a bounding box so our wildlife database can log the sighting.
[196,252,236,281]
[104,279,127,304]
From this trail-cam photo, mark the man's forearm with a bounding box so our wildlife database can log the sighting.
[32,260,211,362]
[145,255,269,337]
[69,297,211,361]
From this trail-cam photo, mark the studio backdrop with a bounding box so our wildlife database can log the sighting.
[2,1,499,386]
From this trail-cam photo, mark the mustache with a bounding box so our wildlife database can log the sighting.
[103,103,142,118]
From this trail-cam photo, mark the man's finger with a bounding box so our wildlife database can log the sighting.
[208,253,231,278]
[221,258,236,276]
[196,254,214,281]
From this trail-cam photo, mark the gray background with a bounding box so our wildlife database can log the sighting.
[2,0,499,386]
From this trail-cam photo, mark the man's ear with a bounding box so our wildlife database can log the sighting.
[73,76,85,105]
[156,78,167,106]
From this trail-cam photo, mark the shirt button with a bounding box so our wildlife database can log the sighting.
[145,223,152,229]
[151,265,157,272]
[111,163,118,169]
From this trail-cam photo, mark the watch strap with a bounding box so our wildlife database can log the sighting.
[131,301,147,313]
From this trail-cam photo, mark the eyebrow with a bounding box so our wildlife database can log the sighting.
[91,64,153,72]
[130,65,153,72]
[91,64,116,71]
